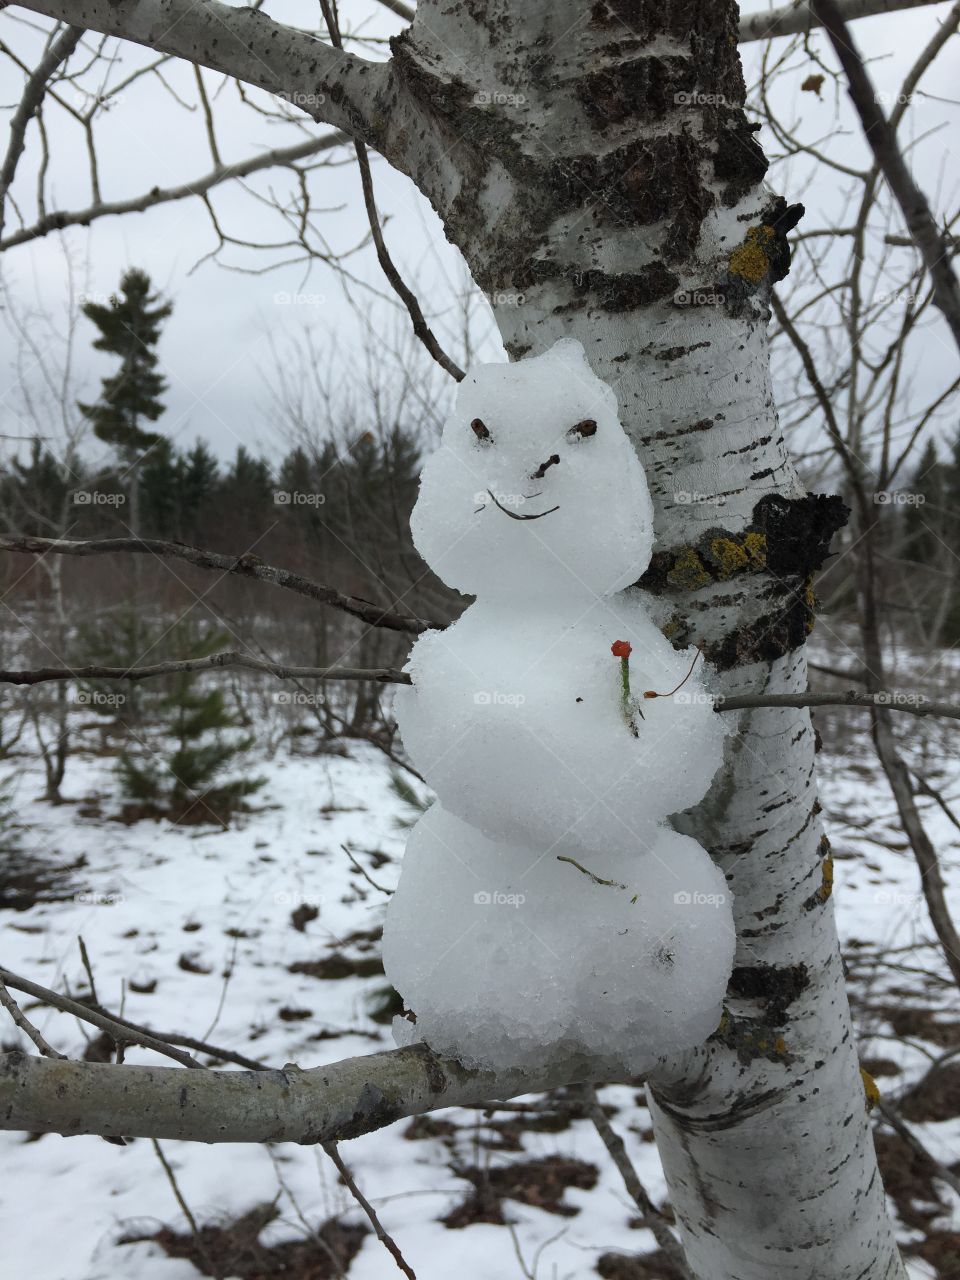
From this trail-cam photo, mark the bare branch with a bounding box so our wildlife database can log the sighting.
[0,21,83,237]
[739,0,945,42]
[0,653,410,687]
[811,0,960,354]
[579,1085,690,1276]
[323,1140,417,1279]
[0,130,348,251]
[7,0,390,146]
[0,535,440,634]
[0,976,65,1060]
[715,689,960,721]
[318,0,464,382]
[0,1043,631,1143]
[0,965,267,1070]
[0,965,203,1069]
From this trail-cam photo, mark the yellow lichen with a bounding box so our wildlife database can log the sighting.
[710,536,749,579]
[860,1066,880,1111]
[743,530,767,567]
[728,225,775,284]
[667,547,711,591]
[804,576,817,633]
[817,855,834,904]
[774,1036,787,1055]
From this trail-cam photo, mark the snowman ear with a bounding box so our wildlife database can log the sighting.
[471,417,492,443]
[567,418,598,440]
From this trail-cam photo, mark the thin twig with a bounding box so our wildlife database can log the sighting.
[579,1085,690,1276]
[0,965,204,1069]
[322,1140,417,1280]
[341,844,394,895]
[318,0,464,383]
[0,975,65,1059]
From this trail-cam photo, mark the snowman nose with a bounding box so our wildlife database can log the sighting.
[530,453,560,480]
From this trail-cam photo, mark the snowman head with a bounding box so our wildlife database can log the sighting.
[412,339,655,602]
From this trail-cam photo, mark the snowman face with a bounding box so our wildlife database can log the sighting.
[411,339,655,601]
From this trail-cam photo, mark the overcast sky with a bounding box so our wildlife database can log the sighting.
[0,1,957,471]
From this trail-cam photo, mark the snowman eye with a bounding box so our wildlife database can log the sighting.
[471,418,492,443]
[567,419,598,440]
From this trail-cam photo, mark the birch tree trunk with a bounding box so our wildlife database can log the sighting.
[2,2,907,1276]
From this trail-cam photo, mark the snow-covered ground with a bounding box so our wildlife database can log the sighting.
[1,725,958,1279]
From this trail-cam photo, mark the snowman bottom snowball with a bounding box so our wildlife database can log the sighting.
[382,804,735,1076]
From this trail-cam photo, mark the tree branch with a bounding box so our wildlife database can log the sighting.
[0,535,440,634]
[6,0,391,146]
[810,0,960,354]
[0,130,347,251]
[739,0,945,42]
[715,689,960,721]
[0,1044,630,1143]
[0,21,83,238]
[0,653,410,687]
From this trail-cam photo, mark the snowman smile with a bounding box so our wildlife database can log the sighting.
[485,488,560,521]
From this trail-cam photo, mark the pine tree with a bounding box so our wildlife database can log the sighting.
[902,439,945,566]
[139,437,181,538]
[180,440,219,543]
[2,438,76,536]
[118,622,263,825]
[78,268,172,535]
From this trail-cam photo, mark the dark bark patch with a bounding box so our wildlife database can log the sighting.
[729,962,810,1025]
[547,133,713,259]
[516,259,679,313]
[708,109,769,206]
[578,57,695,126]
[752,492,850,577]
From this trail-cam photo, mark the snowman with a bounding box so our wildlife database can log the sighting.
[383,339,735,1076]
